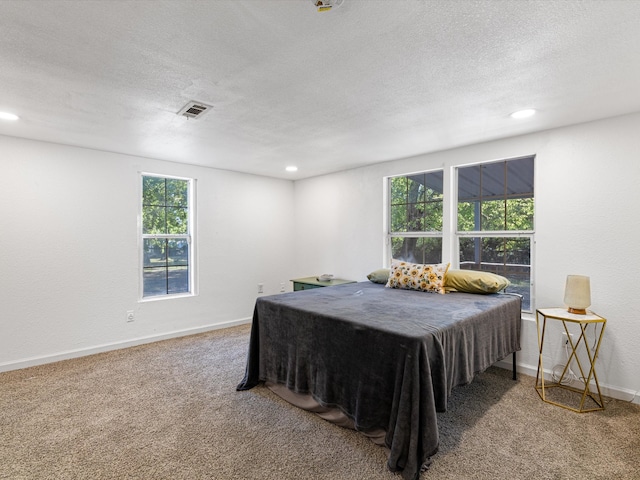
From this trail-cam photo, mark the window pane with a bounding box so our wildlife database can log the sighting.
[506,198,534,230]
[391,236,442,264]
[166,179,188,207]
[168,239,188,266]
[457,157,534,232]
[481,199,506,231]
[459,236,531,311]
[143,267,168,297]
[143,177,190,235]
[143,239,189,296]
[407,203,425,232]
[168,266,189,294]
[143,238,166,267]
[504,237,530,265]
[389,171,443,234]
[480,162,506,230]
[480,162,504,198]
[458,165,480,202]
[166,207,188,234]
[143,176,165,206]
[507,156,534,197]
[480,237,505,264]
[424,171,444,201]
[457,201,477,231]
[143,206,166,234]
[390,176,408,205]
[424,201,443,231]
[407,174,426,203]
[390,204,408,232]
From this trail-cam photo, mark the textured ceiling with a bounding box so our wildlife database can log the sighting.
[1,0,640,179]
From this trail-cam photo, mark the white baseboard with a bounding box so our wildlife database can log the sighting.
[5,328,637,407]
[495,358,640,405]
[0,317,252,374]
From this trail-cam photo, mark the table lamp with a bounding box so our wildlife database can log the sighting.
[564,275,591,314]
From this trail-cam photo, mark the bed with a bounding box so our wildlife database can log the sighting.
[237,281,522,480]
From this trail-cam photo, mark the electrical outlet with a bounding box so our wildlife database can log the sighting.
[126,310,135,322]
[258,283,264,294]
[280,282,285,293]
[562,332,573,344]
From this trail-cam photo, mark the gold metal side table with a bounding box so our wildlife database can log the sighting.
[535,308,607,412]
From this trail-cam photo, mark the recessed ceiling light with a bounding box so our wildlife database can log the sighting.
[0,112,19,121]
[510,109,536,119]
[285,166,298,172]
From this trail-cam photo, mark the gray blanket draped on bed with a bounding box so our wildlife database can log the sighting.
[237,282,521,480]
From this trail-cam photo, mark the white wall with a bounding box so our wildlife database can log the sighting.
[3,114,639,402]
[0,135,295,370]
[293,112,640,403]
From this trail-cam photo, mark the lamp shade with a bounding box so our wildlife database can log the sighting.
[564,275,591,315]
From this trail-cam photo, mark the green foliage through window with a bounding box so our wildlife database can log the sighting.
[142,175,192,298]
[457,156,534,231]
[386,156,535,311]
[142,177,189,235]
[457,156,534,310]
[389,171,443,263]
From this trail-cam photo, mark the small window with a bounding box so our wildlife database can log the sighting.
[388,170,443,264]
[141,174,194,298]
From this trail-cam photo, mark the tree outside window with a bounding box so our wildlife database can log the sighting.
[141,175,193,298]
[387,156,535,311]
[457,156,534,310]
[389,171,443,264]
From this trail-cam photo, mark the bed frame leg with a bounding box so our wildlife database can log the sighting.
[512,352,517,380]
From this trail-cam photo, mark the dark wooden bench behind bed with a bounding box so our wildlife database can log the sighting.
[238,281,522,480]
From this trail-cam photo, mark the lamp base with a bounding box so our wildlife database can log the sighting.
[567,307,587,315]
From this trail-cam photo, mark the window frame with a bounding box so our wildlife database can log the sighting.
[139,172,197,301]
[385,155,535,313]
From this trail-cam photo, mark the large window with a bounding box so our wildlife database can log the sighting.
[386,156,534,311]
[141,174,194,298]
[457,156,534,310]
[388,171,443,264]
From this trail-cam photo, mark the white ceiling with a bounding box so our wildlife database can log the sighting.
[2,0,640,180]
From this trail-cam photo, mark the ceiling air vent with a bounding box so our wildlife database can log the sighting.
[177,101,213,119]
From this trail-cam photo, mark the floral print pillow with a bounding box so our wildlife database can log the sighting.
[385,260,450,294]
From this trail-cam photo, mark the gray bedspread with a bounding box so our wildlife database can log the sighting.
[237,282,521,480]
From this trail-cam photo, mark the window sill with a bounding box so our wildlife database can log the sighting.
[140,292,196,302]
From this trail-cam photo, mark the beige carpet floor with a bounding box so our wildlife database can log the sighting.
[1,324,639,480]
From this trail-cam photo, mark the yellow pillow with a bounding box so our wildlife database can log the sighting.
[444,269,510,294]
[367,268,390,284]
[385,260,450,294]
